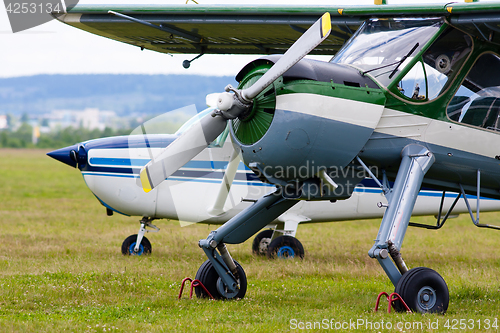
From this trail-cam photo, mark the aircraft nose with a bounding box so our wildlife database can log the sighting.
[47,144,79,168]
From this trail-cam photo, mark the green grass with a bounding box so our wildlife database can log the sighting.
[1,148,500,332]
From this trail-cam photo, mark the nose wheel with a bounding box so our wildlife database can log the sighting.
[121,218,158,256]
[394,267,449,313]
[121,234,152,256]
[266,235,304,259]
[194,260,247,299]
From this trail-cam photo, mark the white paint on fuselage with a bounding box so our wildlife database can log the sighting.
[276,93,384,130]
[372,108,429,139]
[373,107,500,160]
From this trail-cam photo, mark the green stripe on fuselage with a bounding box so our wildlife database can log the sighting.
[278,80,386,107]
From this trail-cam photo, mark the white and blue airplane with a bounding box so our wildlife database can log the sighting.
[48,107,500,258]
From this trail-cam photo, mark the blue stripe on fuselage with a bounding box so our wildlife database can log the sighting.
[353,186,494,200]
[82,172,272,187]
[89,158,148,167]
[89,157,248,171]
[81,165,261,182]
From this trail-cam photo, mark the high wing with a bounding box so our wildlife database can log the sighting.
[55,5,361,56]
[56,3,500,57]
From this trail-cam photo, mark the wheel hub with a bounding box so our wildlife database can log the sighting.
[277,246,295,259]
[259,238,271,254]
[417,286,437,310]
[129,242,144,255]
[216,277,240,299]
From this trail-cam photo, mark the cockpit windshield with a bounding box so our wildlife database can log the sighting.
[331,18,443,87]
[175,107,214,135]
[175,107,229,148]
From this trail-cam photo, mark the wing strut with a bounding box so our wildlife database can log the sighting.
[108,10,202,42]
[459,170,500,230]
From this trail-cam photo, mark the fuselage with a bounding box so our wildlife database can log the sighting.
[49,128,500,226]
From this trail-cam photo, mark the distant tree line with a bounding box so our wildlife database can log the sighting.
[0,124,131,149]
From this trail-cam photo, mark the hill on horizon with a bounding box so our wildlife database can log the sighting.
[0,74,237,116]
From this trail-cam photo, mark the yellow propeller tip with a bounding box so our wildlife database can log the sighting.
[140,169,153,193]
[321,12,331,38]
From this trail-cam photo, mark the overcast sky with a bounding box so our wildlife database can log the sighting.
[0,0,473,78]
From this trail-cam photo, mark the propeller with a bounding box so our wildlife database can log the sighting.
[140,12,332,192]
[207,147,241,216]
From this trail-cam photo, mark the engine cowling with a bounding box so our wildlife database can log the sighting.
[231,57,386,198]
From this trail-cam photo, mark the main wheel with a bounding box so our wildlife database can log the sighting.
[121,234,152,256]
[194,259,247,300]
[252,229,273,256]
[394,267,449,314]
[266,235,304,259]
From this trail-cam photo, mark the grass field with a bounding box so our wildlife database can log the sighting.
[1,148,500,332]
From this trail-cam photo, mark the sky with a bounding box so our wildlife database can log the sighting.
[0,0,480,78]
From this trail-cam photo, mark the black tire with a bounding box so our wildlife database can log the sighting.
[194,259,247,300]
[121,234,152,256]
[394,267,449,314]
[266,235,304,259]
[252,229,274,256]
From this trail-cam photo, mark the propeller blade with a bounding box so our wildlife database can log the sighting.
[208,147,241,216]
[241,12,331,101]
[140,113,227,192]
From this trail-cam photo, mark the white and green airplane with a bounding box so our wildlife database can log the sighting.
[52,1,500,313]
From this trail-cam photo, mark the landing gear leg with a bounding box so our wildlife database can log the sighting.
[121,217,159,256]
[367,145,449,313]
[196,190,298,299]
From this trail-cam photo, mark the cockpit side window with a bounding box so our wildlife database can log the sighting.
[397,61,427,100]
[396,27,472,102]
[422,27,472,100]
[448,53,500,131]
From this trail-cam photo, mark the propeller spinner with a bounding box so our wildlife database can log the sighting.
[140,12,332,192]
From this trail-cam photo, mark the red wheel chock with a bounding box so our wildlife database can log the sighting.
[374,292,412,313]
[178,277,215,300]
